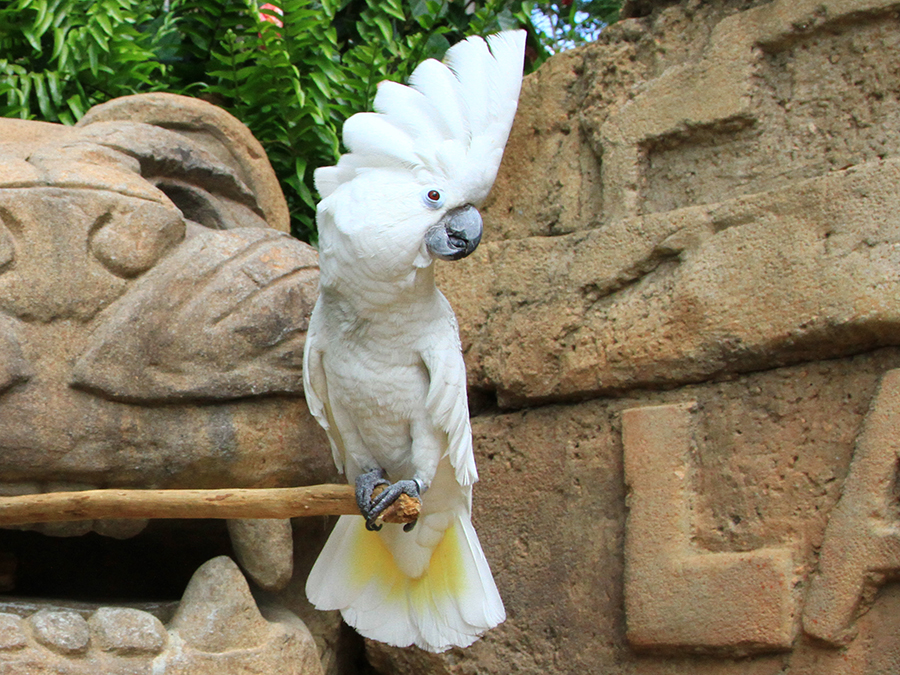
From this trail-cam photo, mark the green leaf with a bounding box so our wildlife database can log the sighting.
[45,70,62,105]
[31,0,50,35]
[86,23,110,52]
[294,156,307,181]
[382,0,405,21]
[66,94,85,119]
[21,28,42,52]
[34,73,53,117]
[17,76,32,118]
[87,41,99,75]
[371,14,394,44]
[93,10,114,36]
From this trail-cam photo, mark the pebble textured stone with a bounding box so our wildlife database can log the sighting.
[0,614,26,651]
[89,607,167,655]
[29,609,90,655]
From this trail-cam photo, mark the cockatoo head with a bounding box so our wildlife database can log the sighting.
[314,31,525,280]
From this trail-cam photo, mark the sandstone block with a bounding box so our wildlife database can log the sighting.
[0,614,26,652]
[29,609,90,655]
[89,607,168,655]
[802,368,900,645]
[622,403,796,653]
[226,518,294,592]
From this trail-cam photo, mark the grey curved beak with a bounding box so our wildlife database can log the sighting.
[425,205,483,261]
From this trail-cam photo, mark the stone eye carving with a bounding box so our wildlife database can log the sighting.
[65,93,320,403]
[88,201,186,278]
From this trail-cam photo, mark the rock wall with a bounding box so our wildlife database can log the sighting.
[369,0,900,673]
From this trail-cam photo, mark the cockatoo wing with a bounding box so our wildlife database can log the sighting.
[421,304,477,487]
[302,307,346,474]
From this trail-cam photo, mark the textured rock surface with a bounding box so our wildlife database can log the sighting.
[0,93,330,673]
[89,607,168,655]
[0,92,332,491]
[226,518,294,592]
[29,609,90,655]
[0,557,323,674]
[442,0,900,408]
[0,614,27,651]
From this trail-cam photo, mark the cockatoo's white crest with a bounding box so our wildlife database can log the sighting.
[315,30,526,206]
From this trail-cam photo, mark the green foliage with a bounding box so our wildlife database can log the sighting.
[531,0,620,51]
[0,0,617,240]
[194,0,543,240]
[0,0,176,124]
[199,0,345,235]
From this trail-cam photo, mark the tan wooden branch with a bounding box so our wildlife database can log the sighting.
[0,484,420,526]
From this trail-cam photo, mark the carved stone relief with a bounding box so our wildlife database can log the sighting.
[803,369,900,646]
[0,93,331,673]
[622,402,796,653]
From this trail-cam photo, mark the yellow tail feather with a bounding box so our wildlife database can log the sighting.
[349,518,466,611]
[307,512,504,652]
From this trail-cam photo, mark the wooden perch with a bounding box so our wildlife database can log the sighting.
[0,484,420,527]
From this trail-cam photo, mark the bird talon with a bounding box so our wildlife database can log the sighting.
[355,468,389,522]
[354,476,425,528]
[368,478,422,520]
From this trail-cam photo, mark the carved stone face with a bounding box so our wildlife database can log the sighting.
[0,94,333,671]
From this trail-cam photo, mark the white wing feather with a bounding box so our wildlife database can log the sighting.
[302,306,345,474]
[422,307,477,486]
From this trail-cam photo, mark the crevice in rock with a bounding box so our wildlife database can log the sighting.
[0,519,233,603]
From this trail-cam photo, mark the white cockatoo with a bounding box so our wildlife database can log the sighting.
[303,31,525,652]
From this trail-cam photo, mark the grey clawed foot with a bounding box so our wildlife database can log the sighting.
[355,468,389,531]
[354,472,423,532]
[370,478,423,531]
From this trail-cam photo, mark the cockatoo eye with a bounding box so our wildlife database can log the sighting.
[422,189,444,209]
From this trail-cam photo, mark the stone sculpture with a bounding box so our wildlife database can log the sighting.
[0,92,331,673]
